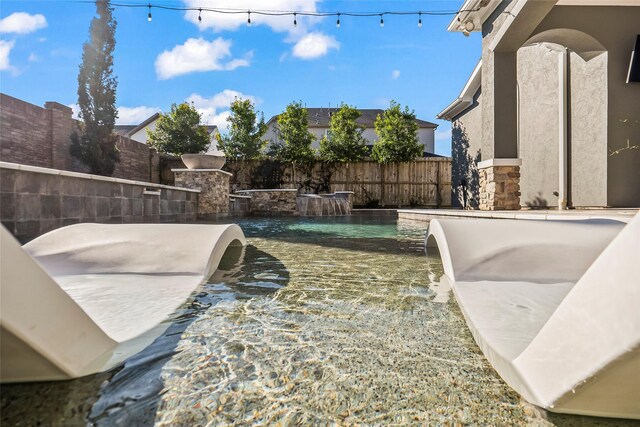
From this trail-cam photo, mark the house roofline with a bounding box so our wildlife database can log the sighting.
[127,112,160,136]
[436,61,482,121]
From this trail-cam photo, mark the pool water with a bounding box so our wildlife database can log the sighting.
[1,217,635,426]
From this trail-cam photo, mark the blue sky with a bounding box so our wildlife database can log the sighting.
[0,1,481,156]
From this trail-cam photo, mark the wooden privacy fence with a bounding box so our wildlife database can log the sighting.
[225,158,452,208]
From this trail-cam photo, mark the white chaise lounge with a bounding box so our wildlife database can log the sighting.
[426,214,639,419]
[0,223,245,383]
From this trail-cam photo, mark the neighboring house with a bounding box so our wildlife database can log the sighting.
[264,108,438,156]
[437,0,640,209]
[114,113,220,150]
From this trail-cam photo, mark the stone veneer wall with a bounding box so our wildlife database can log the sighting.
[173,169,230,219]
[0,93,160,183]
[235,189,298,216]
[1,162,199,243]
[478,165,521,210]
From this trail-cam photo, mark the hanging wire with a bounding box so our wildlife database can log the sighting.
[95,2,481,20]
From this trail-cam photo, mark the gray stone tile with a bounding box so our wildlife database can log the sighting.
[82,197,97,219]
[110,198,122,216]
[1,193,15,220]
[1,170,16,193]
[15,172,43,194]
[96,197,110,218]
[61,177,85,196]
[1,221,16,234]
[40,194,61,219]
[132,199,143,216]
[15,220,40,241]
[62,196,81,218]
[16,194,41,220]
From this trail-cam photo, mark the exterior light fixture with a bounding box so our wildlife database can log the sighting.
[147,4,152,22]
[418,12,422,28]
[198,8,202,22]
[247,11,251,26]
[380,14,384,27]
[293,12,297,27]
[336,13,340,28]
[462,21,475,36]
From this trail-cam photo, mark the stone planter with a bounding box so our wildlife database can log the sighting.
[181,153,226,170]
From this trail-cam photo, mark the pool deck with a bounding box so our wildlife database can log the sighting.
[398,208,638,223]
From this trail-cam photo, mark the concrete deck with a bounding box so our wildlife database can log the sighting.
[398,208,638,223]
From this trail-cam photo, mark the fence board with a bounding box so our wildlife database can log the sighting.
[224,158,451,208]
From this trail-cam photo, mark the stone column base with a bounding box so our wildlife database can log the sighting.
[173,169,231,218]
[478,159,521,211]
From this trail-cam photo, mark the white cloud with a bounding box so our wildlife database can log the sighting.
[183,0,320,34]
[0,40,15,72]
[0,12,47,34]
[28,52,38,62]
[117,106,161,124]
[391,70,400,80]
[292,32,339,59]
[155,37,250,79]
[186,90,258,131]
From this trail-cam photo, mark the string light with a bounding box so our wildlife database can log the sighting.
[100,2,483,27]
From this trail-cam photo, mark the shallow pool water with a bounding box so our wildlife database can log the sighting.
[1,217,635,426]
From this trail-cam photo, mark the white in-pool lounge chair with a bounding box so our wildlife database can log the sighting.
[426,213,639,419]
[0,223,245,383]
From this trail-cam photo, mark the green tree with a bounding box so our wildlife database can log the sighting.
[70,0,119,176]
[216,98,267,159]
[319,104,368,162]
[147,103,210,156]
[371,101,423,163]
[273,101,316,164]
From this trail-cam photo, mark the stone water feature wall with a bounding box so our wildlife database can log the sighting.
[231,189,354,216]
[173,169,231,218]
[1,161,199,243]
[234,189,298,216]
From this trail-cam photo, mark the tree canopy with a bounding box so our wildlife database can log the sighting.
[319,104,368,162]
[70,0,119,176]
[371,101,423,163]
[147,103,210,156]
[216,98,267,159]
[273,101,316,164]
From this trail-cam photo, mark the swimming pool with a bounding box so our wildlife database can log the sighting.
[1,217,634,425]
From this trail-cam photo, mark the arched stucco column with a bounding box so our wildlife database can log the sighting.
[477,0,557,210]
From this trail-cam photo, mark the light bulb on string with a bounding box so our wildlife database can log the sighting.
[293,13,297,27]
[379,14,384,27]
[336,13,340,28]
[247,11,251,26]
[198,8,202,23]
[147,4,152,22]
[418,12,422,28]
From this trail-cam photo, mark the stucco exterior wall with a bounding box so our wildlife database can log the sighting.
[531,6,640,207]
[451,90,483,208]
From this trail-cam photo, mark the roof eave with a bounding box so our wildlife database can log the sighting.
[447,0,501,33]
[436,61,482,121]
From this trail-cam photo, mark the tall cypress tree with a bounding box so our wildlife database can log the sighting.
[70,0,119,176]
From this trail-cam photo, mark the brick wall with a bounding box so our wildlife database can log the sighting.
[0,93,159,183]
[1,162,199,243]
